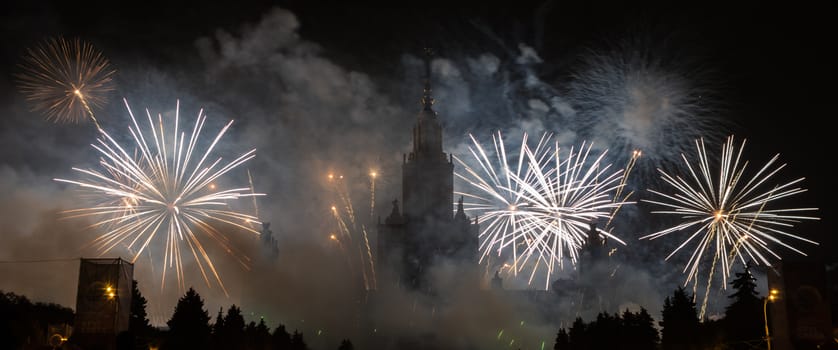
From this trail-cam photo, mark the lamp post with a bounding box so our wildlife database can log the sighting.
[764,288,779,350]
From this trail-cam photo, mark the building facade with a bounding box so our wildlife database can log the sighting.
[376,52,479,292]
[74,257,134,350]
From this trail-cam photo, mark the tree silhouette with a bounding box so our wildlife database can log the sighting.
[164,287,211,350]
[129,280,152,333]
[212,307,225,348]
[244,321,256,349]
[555,310,658,350]
[216,304,246,350]
[290,330,308,350]
[337,338,354,350]
[636,308,659,348]
[589,312,621,349]
[1,290,74,350]
[553,328,569,350]
[249,318,272,350]
[568,317,588,350]
[272,324,292,350]
[121,280,154,349]
[660,286,700,350]
[620,308,659,350]
[724,263,763,349]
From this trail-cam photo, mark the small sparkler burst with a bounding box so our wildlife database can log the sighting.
[455,131,632,289]
[566,38,724,184]
[327,172,377,290]
[15,36,115,127]
[641,135,819,318]
[55,98,263,295]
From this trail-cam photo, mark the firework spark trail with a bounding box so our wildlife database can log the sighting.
[456,131,632,289]
[247,169,260,224]
[329,232,356,277]
[328,174,377,290]
[641,135,819,317]
[330,204,367,288]
[361,224,377,290]
[329,175,356,238]
[16,36,115,127]
[604,149,641,231]
[369,170,377,221]
[332,218,372,290]
[55,98,264,295]
[331,175,358,230]
[331,205,353,245]
[75,89,103,131]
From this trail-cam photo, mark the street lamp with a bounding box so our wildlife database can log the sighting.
[105,285,116,299]
[764,288,779,350]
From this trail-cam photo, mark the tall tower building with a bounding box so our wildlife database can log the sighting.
[578,221,607,277]
[377,49,479,291]
[73,257,133,350]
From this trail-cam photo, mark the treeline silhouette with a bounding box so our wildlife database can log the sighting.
[3,264,833,349]
[0,290,74,349]
[129,286,352,350]
[554,264,836,350]
[1,280,352,350]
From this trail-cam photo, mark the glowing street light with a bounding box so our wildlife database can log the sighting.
[765,288,780,350]
[105,285,116,300]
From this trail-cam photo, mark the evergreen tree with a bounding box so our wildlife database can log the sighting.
[620,308,659,350]
[218,305,247,350]
[697,317,726,349]
[337,339,354,350]
[636,308,660,349]
[249,318,272,350]
[212,307,226,348]
[589,312,620,349]
[568,317,588,350]
[125,280,153,349]
[621,309,640,348]
[164,287,211,350]
[243,320,260,350]
[724,263,764,349]
[129,280,152,333]
[660,286,700,350]
[272,324,292,350]
[554,328,569,350]
[290,330,308,350]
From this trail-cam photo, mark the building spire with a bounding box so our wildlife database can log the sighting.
[421,47,435,112]
[454,196,468,222]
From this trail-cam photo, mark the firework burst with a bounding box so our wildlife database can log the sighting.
[641,135,819,317]
[454,131,551,278]
[16,36,116,127]
[455,131,632,289]
[55,98,263,295]
[566,37,725,185]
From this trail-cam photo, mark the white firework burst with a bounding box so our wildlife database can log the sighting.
[55,98,264,295]
[641,135,819,317]
[456,131,632,289]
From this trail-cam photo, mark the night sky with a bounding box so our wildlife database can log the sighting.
[0,0,835,347]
